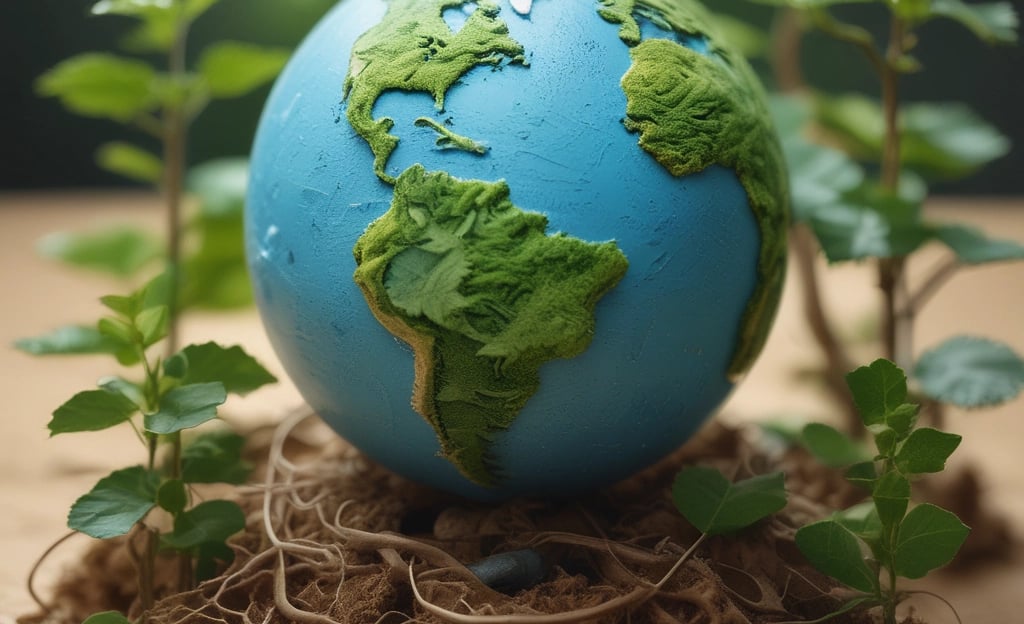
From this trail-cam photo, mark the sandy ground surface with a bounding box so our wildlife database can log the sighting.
[0,191,1021,621]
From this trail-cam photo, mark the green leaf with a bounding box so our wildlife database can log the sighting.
[98,317,139,346]
[82,611,132,624]
[895,428,961,475]
[177,343,276,396]
[162,500,245,550]
[68,466,159,539]
[873,471,911,530]
[930,0,1019,44]
[38,228,162,278]
[195,539,235,581]
[782,138,865,224]
[164,352,188,379]
[91,0,176,16]
[807,183,931,262]
[801,423,870,467]
[834,502,883,543]
[36,53,157,121]
[96,142,163,184]
[933,224,1024,265]
[187,158,249,217]
[182,431,251,484]
[157,479,188,514]
[886,403,920,437]
[98,376,146,408]
[900,103,1011,180]
[795,519,879,593]
[672,467,787,536]
[144,382,227,435]
[845,461,878,491]
[181,211,252,310]
[136,305,169,347]
[197,42,290,98]
[49,388,140,436]
[893,0,934,21]
[14,325,127,357]
[915,336,1024,407]
[846,359,908,427]
[872,425,899,458]
[892,504,970,578]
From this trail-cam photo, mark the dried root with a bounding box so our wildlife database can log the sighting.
[25,414,876,624]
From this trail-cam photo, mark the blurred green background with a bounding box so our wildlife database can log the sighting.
[1,0,1021,194]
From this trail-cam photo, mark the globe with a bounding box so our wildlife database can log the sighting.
[246,0,788,499]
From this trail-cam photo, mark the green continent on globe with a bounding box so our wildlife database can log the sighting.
[353,166,629,486]
[343,0,526,183]
[599,0,789,379]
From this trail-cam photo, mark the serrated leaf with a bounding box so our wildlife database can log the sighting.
[96,142,163,183]
[82,611,132,624]
[197,42,289,98]
[177,343,276,396]
[182,431,251,484]
[36,53,157,121]
[801,423,870,468]
[915,336,1024,407]
[157,479,188,514]
[672,467,787,536]
[144,382,226,435]
[846,359,908,427]
[162,500,245,550]
[873,471,910,531]
[796,519,879,593]
[933,224,1024,265]
[38,228,162,278]
[49,388,140,436]
[895,428,961,475]
[892,504,970,578]
[68,466,159,539]
[14,325,127,357]
[930,0,1019,44]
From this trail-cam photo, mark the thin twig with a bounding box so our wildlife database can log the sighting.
[26,530,78,613]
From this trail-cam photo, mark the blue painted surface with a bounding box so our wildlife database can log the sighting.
[247,0,765,499]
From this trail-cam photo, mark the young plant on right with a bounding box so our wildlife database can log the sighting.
[795,358,969,624]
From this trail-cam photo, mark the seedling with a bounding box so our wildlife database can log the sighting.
[16,0,288,618]
[794,359,969,624]
[745,0,1024,434]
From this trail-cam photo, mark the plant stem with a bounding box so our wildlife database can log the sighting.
[162,18,189,359]
[771,8,805,92]
[877,15,911,371]
[792,226,861,435]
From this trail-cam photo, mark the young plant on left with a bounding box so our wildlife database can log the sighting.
[31,278,276,617]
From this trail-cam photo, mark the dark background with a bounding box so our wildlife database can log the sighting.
[1,0,1021,194]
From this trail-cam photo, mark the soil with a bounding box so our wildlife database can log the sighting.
[18,410,992,624]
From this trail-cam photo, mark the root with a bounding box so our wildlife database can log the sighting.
[34,415,872,624]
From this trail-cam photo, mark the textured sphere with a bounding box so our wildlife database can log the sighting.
[247,0,788,499]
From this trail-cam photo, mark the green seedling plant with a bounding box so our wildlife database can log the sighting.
[742,0,1024,434]
[41,279,275,618]
[16,0,288,620]
[31,0,291,326]
[794,359,969,624]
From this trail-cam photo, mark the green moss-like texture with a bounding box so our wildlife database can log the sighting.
[600,0,789,378]
[343,0,525,183]
[353,166,628,485]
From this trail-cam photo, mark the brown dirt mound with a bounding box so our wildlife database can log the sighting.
[23,411,896,624]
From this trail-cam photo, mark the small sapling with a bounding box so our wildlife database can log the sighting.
[794,359,970,624]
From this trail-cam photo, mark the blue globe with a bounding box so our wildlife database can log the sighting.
[247,0,787,499]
